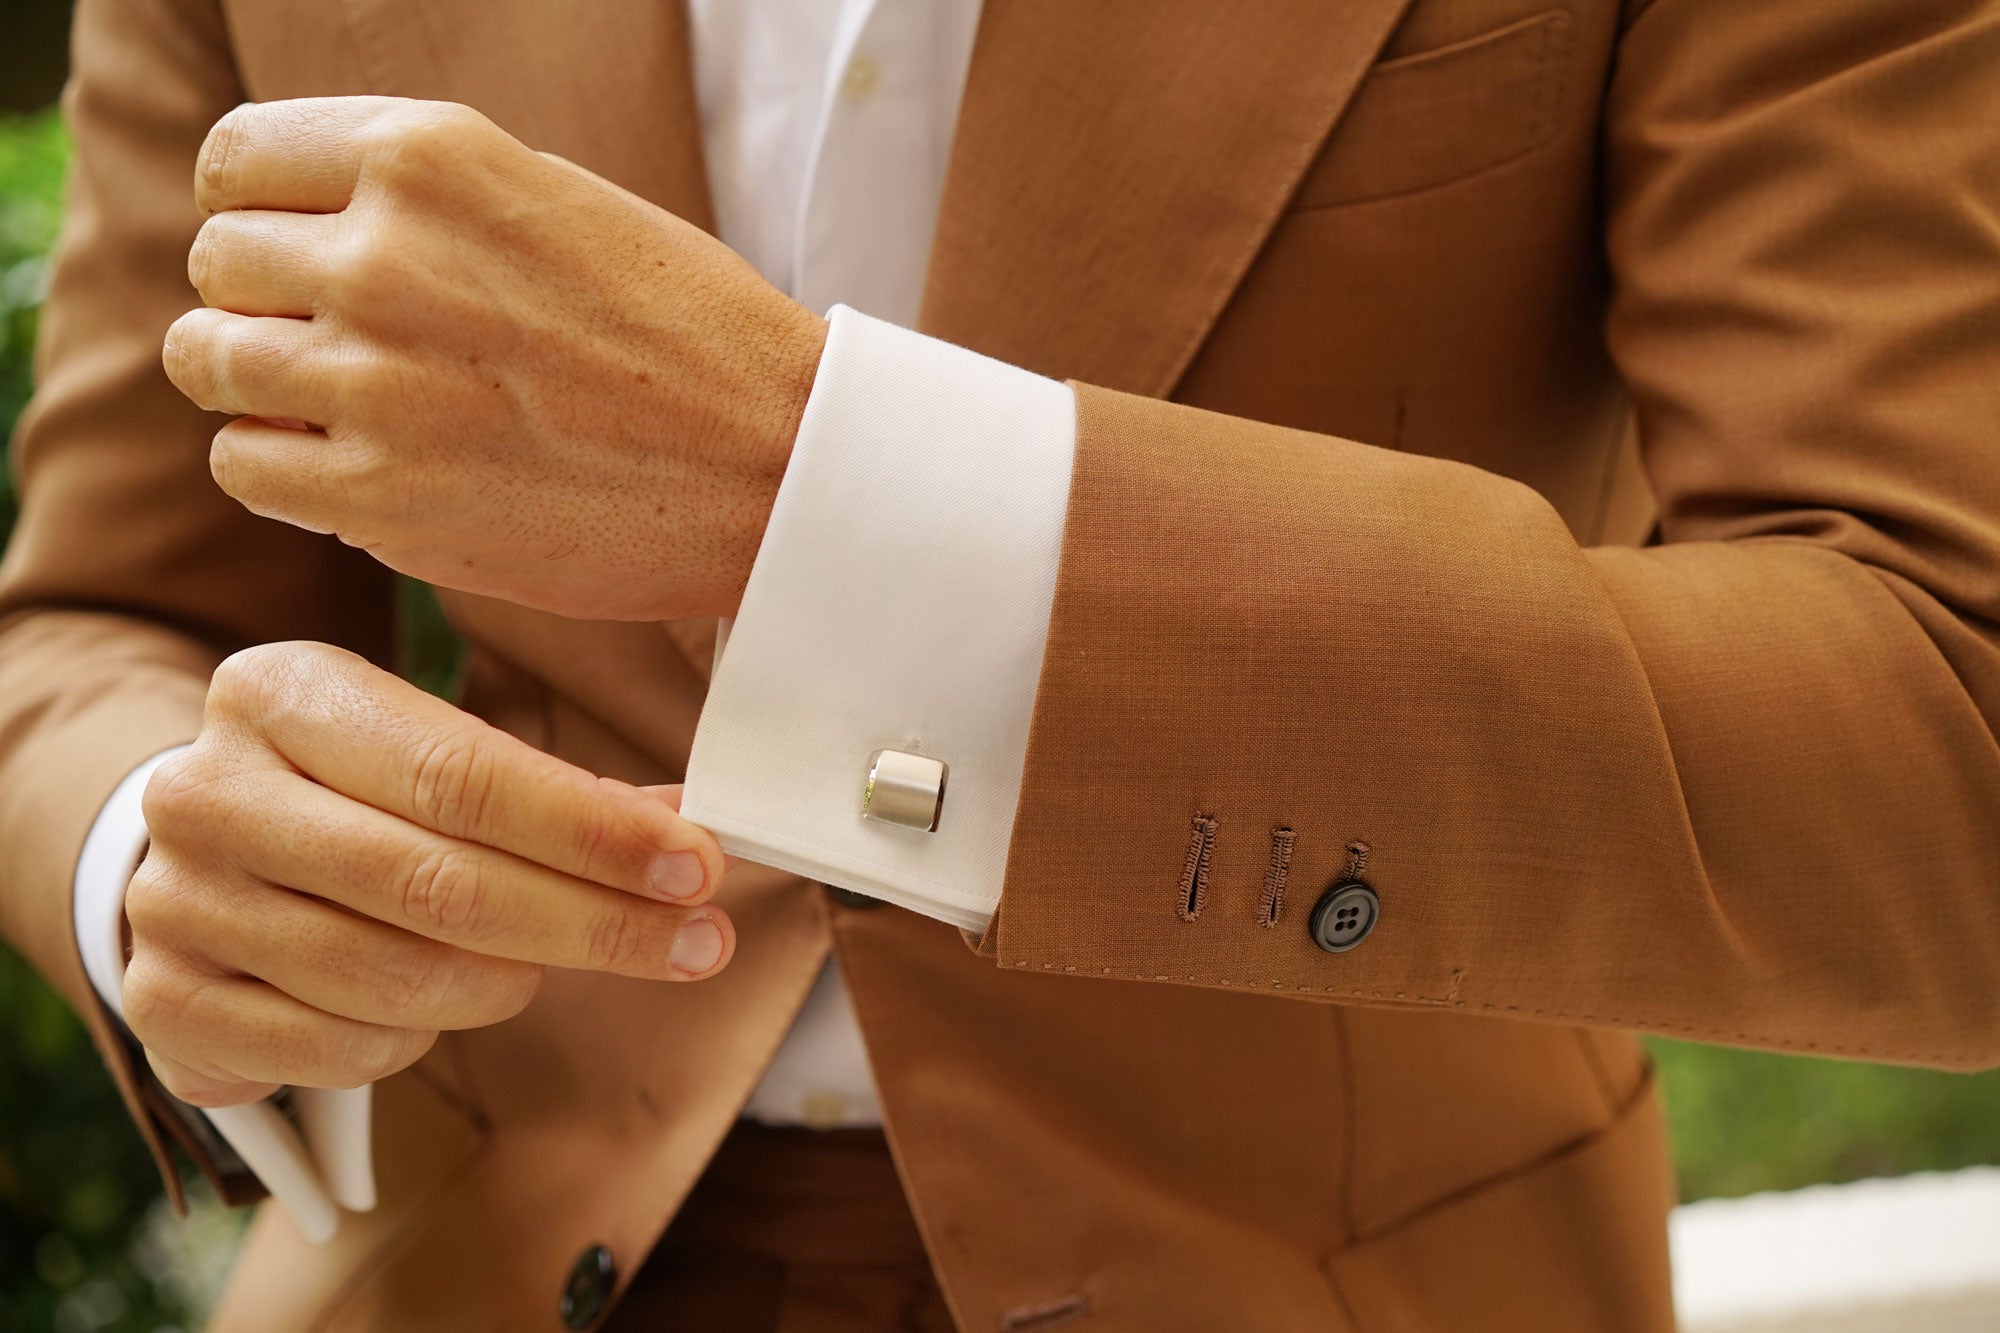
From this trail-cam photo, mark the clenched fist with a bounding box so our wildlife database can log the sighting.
[162,96,827,622]
[124,642,733,1108]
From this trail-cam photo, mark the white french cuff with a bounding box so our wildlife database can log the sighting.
[75,746,374,1245]
[684,305,1076,931]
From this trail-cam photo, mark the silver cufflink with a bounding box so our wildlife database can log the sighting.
[861,749,947,832]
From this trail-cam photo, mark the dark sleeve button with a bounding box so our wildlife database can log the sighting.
[560,1244,616,1330]
[825,884,883,910]
[1309,881,1379,954]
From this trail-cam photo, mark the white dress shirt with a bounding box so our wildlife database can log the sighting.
[73,0,1078,1228]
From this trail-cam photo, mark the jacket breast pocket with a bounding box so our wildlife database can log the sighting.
[1291,8,1576,210]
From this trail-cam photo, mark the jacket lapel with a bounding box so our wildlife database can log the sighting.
[338,0,716,232]
[920,0,1418,397]
[343,0,1415,397]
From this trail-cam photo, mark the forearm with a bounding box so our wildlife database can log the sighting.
[684,314,1999,1067]
[689,0,2000,1070]
[984,385,2000,1069]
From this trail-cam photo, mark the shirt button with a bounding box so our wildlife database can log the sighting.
[1308,881,1379,954]
[843,53,882,100]
[559,1244,616,1330]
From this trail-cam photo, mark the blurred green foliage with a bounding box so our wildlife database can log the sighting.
[0,108,230,1333]
[0,109,67,534]
[4,99,2000,1333]
[1650,1038,2000,1202]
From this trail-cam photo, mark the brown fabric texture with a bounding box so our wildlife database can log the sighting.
[990,0,2000,1069]
[605,1123,954,1333]
[2,0,1993,1327]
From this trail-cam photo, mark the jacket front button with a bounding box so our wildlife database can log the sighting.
[1309,881,1379,954]
[560,1244,616,1330]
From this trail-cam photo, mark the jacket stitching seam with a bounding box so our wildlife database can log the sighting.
[993,960,1955,1063]
[1286,9,1575,215]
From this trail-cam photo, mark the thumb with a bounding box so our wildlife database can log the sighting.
[640,785,741,872]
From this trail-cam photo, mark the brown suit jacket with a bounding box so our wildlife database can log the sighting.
[6,0,1997,1327]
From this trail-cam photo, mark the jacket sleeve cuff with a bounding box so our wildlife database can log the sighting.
[683,305,1075,931]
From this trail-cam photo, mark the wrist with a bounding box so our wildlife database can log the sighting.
[716,305,828,616]
[762,304,828,482]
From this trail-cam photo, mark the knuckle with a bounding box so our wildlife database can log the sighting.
[210,642,296,713]
[153,1062,246,1109]
[187,211,252,297]
[212,318,276,390]
[329,232,405,305]
[584,906,646,975]
[388,1027,441,1080]
[344,1027,435,1087]
[573,777,678,887]
[367,102,494,191]
[180,1079,262,1110]
[376,938,455,1018]
[330,436,408,532]
[371,112,452,182]
[208,421,251,499]
[197,107,244,208]
[411,100,486,143]
[173,313,239,400]
[210,641,359,744]
[458,957,543,1027]
[187,221,219,294]
[397,846,488,938]
[492,960,545,1021]
[140,751,211,832]
[409,731,496,834]
[162,311,216,400]
[430,101,485,131]
[212,640,350,716]
[379,946,539,1029]
[334,345,392,406]
[153,1065,208,1104]
[119,974,164,1042]
[121,859,178,935]
[570,779,627,880]
[120,949,188,1044]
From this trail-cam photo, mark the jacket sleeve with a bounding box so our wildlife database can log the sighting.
[982,0,2000,1071]
[0,0,394,1204]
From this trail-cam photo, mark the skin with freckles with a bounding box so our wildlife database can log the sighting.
[163,95,828,623]
[139,95,822,1108]
[125,641,736,1109]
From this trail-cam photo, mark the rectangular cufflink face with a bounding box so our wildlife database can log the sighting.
[862,749,947,832]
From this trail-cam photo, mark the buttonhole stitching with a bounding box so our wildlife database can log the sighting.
[1177,815,1217,921]
[1259,827,1296,927]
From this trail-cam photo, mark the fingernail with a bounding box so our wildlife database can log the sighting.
[670,917,724,976]
[645,851,706,902]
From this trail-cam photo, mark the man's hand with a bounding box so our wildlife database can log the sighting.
[123,641,734,1108]
[162,97,828,622]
